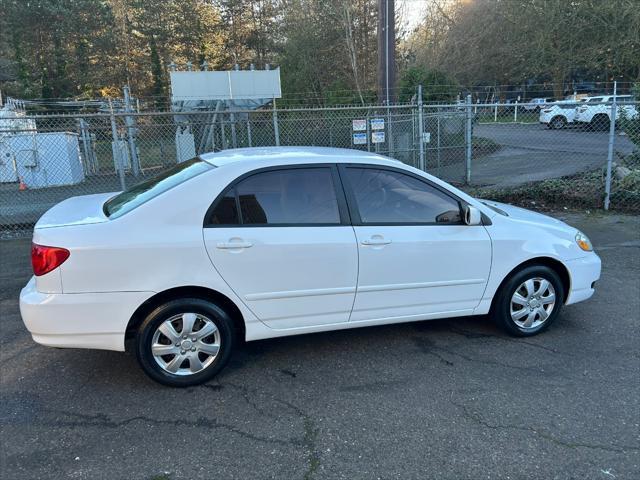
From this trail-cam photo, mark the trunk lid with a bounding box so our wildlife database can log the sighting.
[35,192,116,229]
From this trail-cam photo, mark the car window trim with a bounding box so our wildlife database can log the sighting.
[203,163,351,228]
[337,163,467,226]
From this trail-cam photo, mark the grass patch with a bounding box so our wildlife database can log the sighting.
[465,165,640,214]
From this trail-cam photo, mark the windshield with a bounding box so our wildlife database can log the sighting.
[103,158,214,219]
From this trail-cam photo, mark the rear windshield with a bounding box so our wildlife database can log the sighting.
[103,158,214,219]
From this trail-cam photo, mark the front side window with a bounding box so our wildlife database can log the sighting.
[346,168,461,224]
[210,168,341,225]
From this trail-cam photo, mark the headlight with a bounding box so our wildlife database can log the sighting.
[575,231,593,252]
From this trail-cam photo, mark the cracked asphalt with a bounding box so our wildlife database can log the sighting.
[1,212,639,480]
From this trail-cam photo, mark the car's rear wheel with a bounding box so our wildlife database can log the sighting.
[549,116,566,130]
[135,298,235,387]
[492,266,564,336]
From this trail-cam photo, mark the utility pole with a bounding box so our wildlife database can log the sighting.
[377,0,395,105]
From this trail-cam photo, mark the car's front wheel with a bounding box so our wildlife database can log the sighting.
[492,266,564,336]
[135,298,235,387]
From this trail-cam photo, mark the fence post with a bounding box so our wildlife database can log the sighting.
[272,97,280,146]
[604,81,618,211]
[465,94,473,184]
[437,110,441,177]
[387,105,394,157]
[123,85,140,177]
[109,101,126,191]
[417,84,425,171]
[366,109,371,152]
[220,115,228,149]
[494,103,498,122]
[514,100,518,123]
[78,118,97,175]
[230,111,238,148]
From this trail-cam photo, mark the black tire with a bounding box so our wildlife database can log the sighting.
[135,298,235,387]
[549,116,566,130]
[590,114,610,131]
[491,265,564,337]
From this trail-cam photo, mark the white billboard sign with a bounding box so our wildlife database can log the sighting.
[170,69,282,102]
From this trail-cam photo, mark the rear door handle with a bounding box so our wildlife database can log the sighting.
[216,241,253,249]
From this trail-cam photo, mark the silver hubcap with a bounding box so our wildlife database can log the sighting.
[510,278,556,330]
[151,312,220,376]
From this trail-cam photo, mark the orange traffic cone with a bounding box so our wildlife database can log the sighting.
[19,177,27,191]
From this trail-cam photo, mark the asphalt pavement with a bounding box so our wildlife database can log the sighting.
[468,124,635,187]
[1,212,639,479]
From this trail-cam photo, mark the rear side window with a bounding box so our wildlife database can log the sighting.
[209,188,239,224]
[209,168,341,225]
[104,158,213,219]
[345,168,461,224]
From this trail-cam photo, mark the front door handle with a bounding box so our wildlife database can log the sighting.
[216,240,253,249]
[361,237,392,246]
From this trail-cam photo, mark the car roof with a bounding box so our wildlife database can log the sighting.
[199,146,401,168]
[585,94,631,100]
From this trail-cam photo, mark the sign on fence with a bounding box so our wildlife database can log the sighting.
[352,132,367,145]
[372,131,385,143]
[352,119,366,131]
[370,118,385,130]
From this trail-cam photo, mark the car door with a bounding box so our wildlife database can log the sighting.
[340,165,492,323]
[203,165,358,330]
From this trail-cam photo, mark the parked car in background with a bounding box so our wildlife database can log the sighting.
[539,99,587,129]
[564,93,591,102]
[574,95,638,130]
[20,147,601,387]
[523,98,553,112]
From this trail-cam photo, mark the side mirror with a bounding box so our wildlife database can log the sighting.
[464,205,482,226]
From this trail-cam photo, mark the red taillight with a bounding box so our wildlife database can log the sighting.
[31,243,70,276]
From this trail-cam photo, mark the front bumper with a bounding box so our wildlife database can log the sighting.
[565,254,601,305]
[19,277,154,351]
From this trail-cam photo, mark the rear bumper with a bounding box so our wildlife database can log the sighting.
[565,254,601,305]
[19,277,153,351]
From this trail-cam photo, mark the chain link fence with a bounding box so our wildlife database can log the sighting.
[1,99,638,236]
[464,98,640,213]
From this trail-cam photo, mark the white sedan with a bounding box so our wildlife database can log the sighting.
[20,147,601,387]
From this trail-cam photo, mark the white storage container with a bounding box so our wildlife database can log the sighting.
[0,140,18,182]
[9,132,85,188]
